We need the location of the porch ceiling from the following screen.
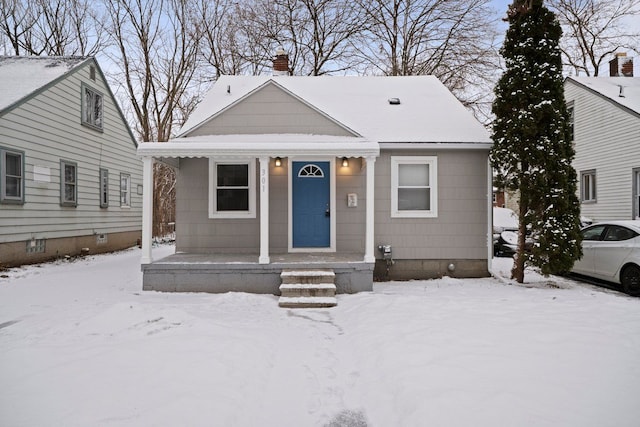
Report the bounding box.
[137,133,380,158]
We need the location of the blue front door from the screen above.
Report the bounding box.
[292,161,330,248]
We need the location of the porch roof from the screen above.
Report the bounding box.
[137,133,380,158]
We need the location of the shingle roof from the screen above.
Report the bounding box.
[0,56,88,113]
[566,76,640,116]
[179,75,491,144]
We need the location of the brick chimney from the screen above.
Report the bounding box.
[273,47,290,76]
[609,52,634,77]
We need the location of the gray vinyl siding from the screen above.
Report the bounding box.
[175,151,489,260]
[187,83,355,137]
[176,157,367,254]
[374,149,489,260]
[0,60,142,244]
[565,80,640,221]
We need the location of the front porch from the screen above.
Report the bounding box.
[142,252,374,294]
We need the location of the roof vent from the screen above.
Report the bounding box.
[619,85,625,98]
[388,98,400,105]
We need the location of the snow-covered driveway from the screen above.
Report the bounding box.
[1,246,639,426]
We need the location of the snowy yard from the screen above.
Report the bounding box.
[1,245,639,427]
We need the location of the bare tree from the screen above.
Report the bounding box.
[232,0,366,76]
[353,0,500,119]
[548,0,640,76]
[196,0,248,78]
[0,0,104,56]
[104,0,202,237]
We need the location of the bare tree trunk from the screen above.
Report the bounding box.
[104,0,201,238]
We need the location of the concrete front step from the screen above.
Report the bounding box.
[280,283,337,298]
[278,296,337,308]
[280,269,336,284]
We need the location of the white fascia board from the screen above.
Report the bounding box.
[137,139,380,159]
[379,142,493,150]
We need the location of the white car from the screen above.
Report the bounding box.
[572,221,640,296]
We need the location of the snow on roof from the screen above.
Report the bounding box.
[179,75,491,144]
[138,133,379,158]
[567,76,640,115]
[0,56,88,113]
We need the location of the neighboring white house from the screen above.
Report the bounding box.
[0,56,142,267]
[137,62,493,296]
[564,71,640,222]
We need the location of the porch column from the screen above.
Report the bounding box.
[259,156,270,264]
[141,156,154,264]
[364,156,376,263]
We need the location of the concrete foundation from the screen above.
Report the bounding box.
[0,231,142,268]
[374,259,490,281]
[142,253,374,294]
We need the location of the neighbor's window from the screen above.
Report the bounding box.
[120,173,131,207]
[82,83,103,130]
[208,158,256,218]
[567,102,574,141]
[581,170,596,202]
[0,147,24,204]
[99,168,109,208]
[60,160,77,206]
[391,156,438,218]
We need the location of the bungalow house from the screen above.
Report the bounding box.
[138,60,492,302]
[0,56,142,267]
[564,54,640,222]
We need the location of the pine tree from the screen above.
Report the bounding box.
[490,0,582,283]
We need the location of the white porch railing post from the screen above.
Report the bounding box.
[259,156,270,264]
[141,156,154,264]
[364,156,376,263]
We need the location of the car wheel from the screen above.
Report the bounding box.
[621,264,640,296]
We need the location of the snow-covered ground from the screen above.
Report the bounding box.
[1,245,639,427]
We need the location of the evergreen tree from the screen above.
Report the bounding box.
[490,0,582,283]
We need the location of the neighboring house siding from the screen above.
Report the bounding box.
[187,83,354,137]
[374,149,489,260]
[565,81,640,221]
[0,61,142,245]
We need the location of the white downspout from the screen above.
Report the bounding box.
[364,156,376,263]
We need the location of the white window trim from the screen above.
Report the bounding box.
[60,160,78,207]
[120,173,131,208]
[100,168,109,208]
[0,147,25,204]
[581,169,596,203]
[391,156,438,218]
[208,158,256,219]
[81,83,103,131]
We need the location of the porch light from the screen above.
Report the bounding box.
[341,157,349,167]
[275,157,282,167]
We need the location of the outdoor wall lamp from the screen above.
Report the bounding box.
[275,157,282,167]
[341,157,349,167]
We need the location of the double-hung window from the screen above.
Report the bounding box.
[99,168,109,208]
[120,173,131,207]
[209,159,256,218]
[567,102,574,142]
[60,160,77,206]
[391,156,438,218]
[82,83,103,130]
[0,147,25,204]
[581,170,596,202]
